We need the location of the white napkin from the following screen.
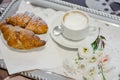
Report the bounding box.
[0,37,64,74]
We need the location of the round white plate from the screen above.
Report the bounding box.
[50,14,98,49]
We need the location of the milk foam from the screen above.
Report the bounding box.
[64,12,88,30]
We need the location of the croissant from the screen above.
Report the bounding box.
[25,16,48,34]
[6,12,34,28]
[0,23,15,41]
[6,12,48,34]
[0,23,46,50]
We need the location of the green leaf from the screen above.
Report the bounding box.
[91,34,106,53]
[100,35,106,40]
[96,37,100,43]
[98,48,103,51]
[102,41,105,48]
[91,40,98,51]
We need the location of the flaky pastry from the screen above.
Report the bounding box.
[6,11,48,34]
[0,23,46,50]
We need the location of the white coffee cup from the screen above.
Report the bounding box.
[61,10,90,41]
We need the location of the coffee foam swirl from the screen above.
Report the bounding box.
[63,12,88,30]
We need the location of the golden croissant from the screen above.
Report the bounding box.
[0,23,46,50]
[6,12,48,34]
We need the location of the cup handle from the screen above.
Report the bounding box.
[89,26,97,35]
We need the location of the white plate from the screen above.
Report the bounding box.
[50,14,98,49]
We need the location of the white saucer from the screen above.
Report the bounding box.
[50,13,98,49]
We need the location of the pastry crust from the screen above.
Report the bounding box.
[0,23,46,50]
[6,12,34,28]
[0,12,48,50]
[26,16,48,34]
[6,12,48,34]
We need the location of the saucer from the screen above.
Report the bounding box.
[50,13,98,49]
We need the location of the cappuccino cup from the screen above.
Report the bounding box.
[61,10,90,41]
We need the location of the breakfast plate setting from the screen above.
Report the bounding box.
[0,0,120,80]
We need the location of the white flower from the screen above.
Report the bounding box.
[78,43,93,59]
[83,64,99,80]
